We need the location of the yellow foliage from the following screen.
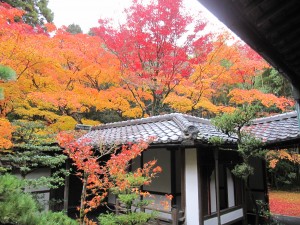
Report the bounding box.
[228,89,294,110]
[164,94,193,113]
[48,116,77,132]
[122,107,144,118]
[81,118,101,126]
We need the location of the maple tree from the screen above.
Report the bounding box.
[0,3,122,129]
[266,149,300,189]
[99,139,163,225]
[166,33,294,117]
[57,132,161,225]
[165,33,239,116]
[92,0,212,116]
[57,131,109,224]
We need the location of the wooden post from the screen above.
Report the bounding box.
[116,199,120,215]
[63,160,70,214]
[214,149,221,225]
[172,207,179,225]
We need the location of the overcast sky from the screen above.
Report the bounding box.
[48,0,226,33]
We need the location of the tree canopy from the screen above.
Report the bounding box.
[0,0,295,142]
[1,0,54,26]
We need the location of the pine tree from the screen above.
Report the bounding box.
[4,120,67,189]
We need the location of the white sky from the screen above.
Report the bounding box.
[48,0,227,33]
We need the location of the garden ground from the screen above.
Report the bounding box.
[269,191,300,217]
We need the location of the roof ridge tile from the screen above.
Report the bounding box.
[91,113,184,130]
[172,114,199,137]
[250,111,297,125]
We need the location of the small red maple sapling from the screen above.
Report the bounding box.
[57,131,114,225]
[57,132,160,225]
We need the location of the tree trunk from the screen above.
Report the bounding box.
[79,172,88,225]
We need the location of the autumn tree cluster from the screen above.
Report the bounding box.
[0,0,295,187]
[0,0,298,223]
[0,1,294,137]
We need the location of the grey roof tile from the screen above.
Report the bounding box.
[243,111,300,144]
[80,111,300,147]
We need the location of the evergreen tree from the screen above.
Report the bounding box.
[255,68,292,98]
[1,0,54,26]
[66,23,83,34]
[0,174,77,225]
[4,120,67,189]
[0,64,16,100]
[211,105,265,225]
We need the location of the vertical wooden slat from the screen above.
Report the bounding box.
[172,207,178,225]
[214,149,221,225]
[63,159,70,213]
[180,147,185,210]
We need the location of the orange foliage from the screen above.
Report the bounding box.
[166,33,268,115]
[0,2,294,126]
[0,3,126,129]
[57,132,160,223]
[0,118,13,149]
[266,149,300,168]
[228,89,294,110]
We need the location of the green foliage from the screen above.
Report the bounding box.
[67,23,83,34]
[211,104,265,224]
[38,211,78,225]
[208,136,225,146]
[0,87,3,100]
[212,104,260,139]
[4,120,68,188]
[268,157,299,189]
[118,193,138,208]
[98,212,154,225]
[0,65,16,81]
[0,174,39,225]
[211,104,264,181]
[219,59,233,70]
[0,174,77,225]
[0,65,16,100]
[238,134,264,159]
[2,0,54,26]
[232,163,254,180]
[254,68,292,98]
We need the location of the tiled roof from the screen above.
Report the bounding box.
[244,111,300,144]
[80,111,300,147]
[80,113,234,146]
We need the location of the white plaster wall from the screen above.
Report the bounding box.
[185,148,199,225]
[210,171,217,213]
[221,208,243,224]
[227,169,235,207]
[204,208,243,225]
[13,168,51,210]
[143,148,171,193]
[143,194,172,219]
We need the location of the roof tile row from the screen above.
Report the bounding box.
[80,111,300,147]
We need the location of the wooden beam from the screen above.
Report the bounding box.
[214,149,221,225]
[63,160,70,213]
